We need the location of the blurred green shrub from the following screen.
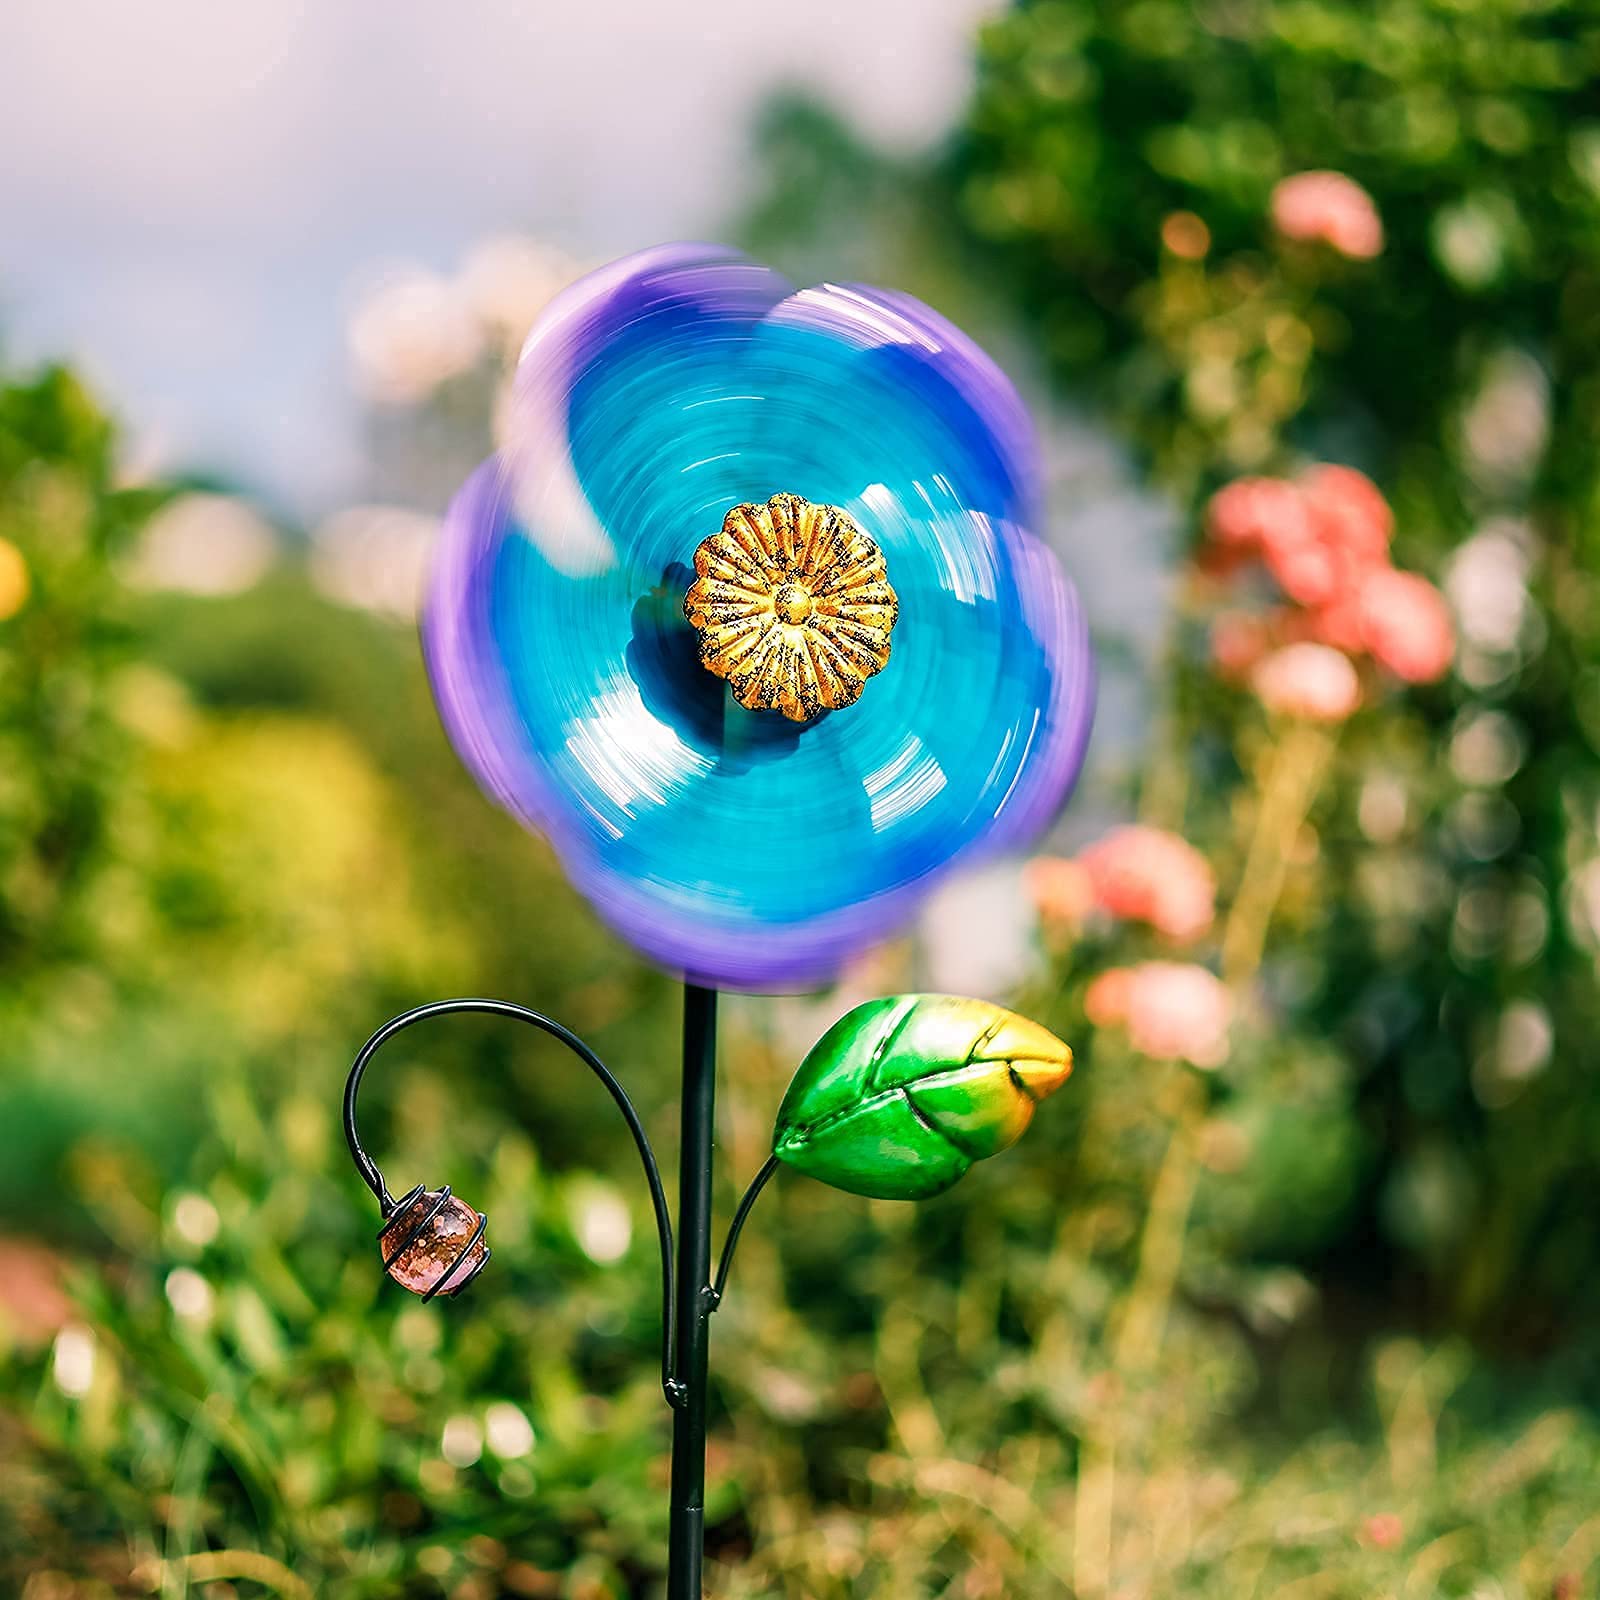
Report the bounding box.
[952,0,1600,1338]
[0,366,160,985]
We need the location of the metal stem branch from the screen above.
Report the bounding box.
[666,983,718,1600]
[342,997,679,1402]
[711,1155,779,1307]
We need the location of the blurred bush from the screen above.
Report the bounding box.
[0,367,160,988]
[951,0,1600,1344]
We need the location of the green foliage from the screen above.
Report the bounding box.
[959,0,1600,480]
[15,1071,676,1597]
[0,366,164,982]
[955,0,1600,1339]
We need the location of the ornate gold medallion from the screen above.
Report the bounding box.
[682,493,899,722]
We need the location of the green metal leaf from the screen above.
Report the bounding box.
[772,994,1073,1201]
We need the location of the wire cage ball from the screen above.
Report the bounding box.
[377,1183,490,1300]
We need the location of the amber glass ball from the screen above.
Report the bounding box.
[379,1189,488,1299]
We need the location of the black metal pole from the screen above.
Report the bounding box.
[667,983,717,1599]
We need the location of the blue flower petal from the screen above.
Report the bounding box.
[425,248,1094,991]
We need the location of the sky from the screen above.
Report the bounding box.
[1,1,1000,515]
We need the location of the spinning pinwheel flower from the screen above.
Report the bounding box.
[346,244,1096,1599]
[425,243,1093,991]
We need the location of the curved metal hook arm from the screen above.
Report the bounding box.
[342,997,679,1403]
[710,1154,780,1308]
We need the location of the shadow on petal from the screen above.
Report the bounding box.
[626,562,830,767]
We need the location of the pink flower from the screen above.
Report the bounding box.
[1086,962,1232,1068]
[1260,522,1340,606]
[1252,642,1361,722]
[1300,464,1392,565]
[1361,1513,1404,1551]
[1084,967,1135,1027]
[1206,467,1392,610]
[1025,856,1095,929]
[1304,594,1366,653]
[1200,468,1451,698]
[1203,477,1311,573]
[1077,825,1217,943]
[1260,465,1392,608]
[1358,568,1455,683]
[1271,171,1384,260]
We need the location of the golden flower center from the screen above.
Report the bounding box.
[682,492,899,722]
[774,582,813,625]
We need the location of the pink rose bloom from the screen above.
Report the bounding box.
[1300,464,1392,565]
[1358,568,1455,683]
[1305,594,1366,653]
[1259,465,1392,608]
[1025,856,1095,929]
[1077,825,1217,943]
[1203,466,1392,610]
[1203,476,1310,573]
[1260,521,1340,606]
[1252,642,1361,722]
[1087,962,1232,1068]
[1271,171,1384,259]
[1084,967,1135,1028]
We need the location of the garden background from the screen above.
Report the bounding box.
[4,2,1600,1596]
